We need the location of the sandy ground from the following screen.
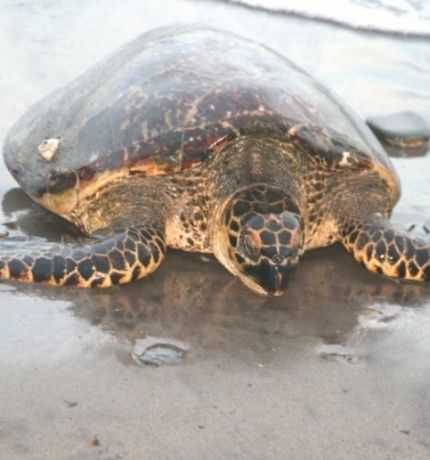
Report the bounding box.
[0,1,430,459]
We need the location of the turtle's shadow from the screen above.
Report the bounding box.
[2,187,430,359]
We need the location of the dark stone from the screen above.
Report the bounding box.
[367,111,430,156]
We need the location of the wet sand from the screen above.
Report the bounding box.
[0,1,430,459]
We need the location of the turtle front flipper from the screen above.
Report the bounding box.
[341,219,430,282]
[0,225,166,287]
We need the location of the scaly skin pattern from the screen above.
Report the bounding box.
[0,136,427,291]
[224,185,302,267]
[341,220,430,282]
[219,184,303,295]
[1,26,427,292]
[0,226,165,287]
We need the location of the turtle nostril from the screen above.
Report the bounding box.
[272,254,283,264]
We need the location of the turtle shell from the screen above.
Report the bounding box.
[4,25,400,218]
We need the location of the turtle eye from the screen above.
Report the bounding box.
[239,233,260,262]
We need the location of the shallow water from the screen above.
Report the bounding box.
[0,1,430,459]
[227,0,430,36]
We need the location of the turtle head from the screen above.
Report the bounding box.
[214,185,303,296]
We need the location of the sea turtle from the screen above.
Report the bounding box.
[2,25,429,296]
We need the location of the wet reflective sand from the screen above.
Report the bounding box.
[0,1,429,459]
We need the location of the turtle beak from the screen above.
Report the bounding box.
[245,261,294,296]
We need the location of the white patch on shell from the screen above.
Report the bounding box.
[339,151,351,167]
[288,124,305,136]
[89,151,99,162]
[38,138,61,161]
